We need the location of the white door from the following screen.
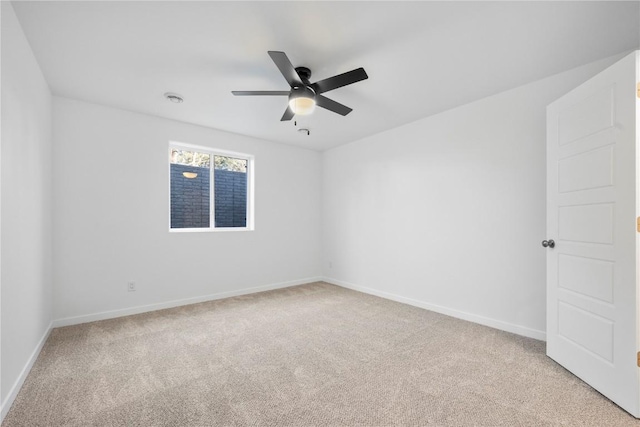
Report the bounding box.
[546,50,639,417]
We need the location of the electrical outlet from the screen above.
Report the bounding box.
[127,281,136,292]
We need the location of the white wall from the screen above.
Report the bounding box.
[52,97,321,323]
[1,1,53,417]
[321,54,625,340]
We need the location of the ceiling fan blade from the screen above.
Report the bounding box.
[280,106,295,121]
[311,68,368,94]
[315,95,353,116]
[232,91,290,96]
[268,51,303,88]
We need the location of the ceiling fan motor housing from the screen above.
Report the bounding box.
[295,66,312,82]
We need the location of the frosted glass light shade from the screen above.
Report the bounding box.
[288,97,316,115]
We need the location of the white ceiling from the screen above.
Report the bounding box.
[11,1,640,151]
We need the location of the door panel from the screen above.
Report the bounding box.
[557,301,614,362]
[558,203,613,244]
[558,86,614,145]
[558,254,614,303]
[546,51,638,417]
[558,145,613,193]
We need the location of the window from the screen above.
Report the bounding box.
[169,143,253,231]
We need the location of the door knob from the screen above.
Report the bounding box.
[542,239,555,248]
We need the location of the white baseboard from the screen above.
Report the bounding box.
[53,277,323,328]
[1,322,53,423]
[323,277,546,341]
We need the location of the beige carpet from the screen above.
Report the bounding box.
[3,282,638,426]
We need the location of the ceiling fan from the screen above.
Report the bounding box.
[232,51,368,121]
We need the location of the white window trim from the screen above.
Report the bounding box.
[169,141,255,232]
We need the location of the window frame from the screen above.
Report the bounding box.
[168,141,255,233]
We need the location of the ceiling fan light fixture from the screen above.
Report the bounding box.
[288,86,316,115]
[289,96,315,115]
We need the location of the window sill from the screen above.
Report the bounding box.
[169,227,254,233]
